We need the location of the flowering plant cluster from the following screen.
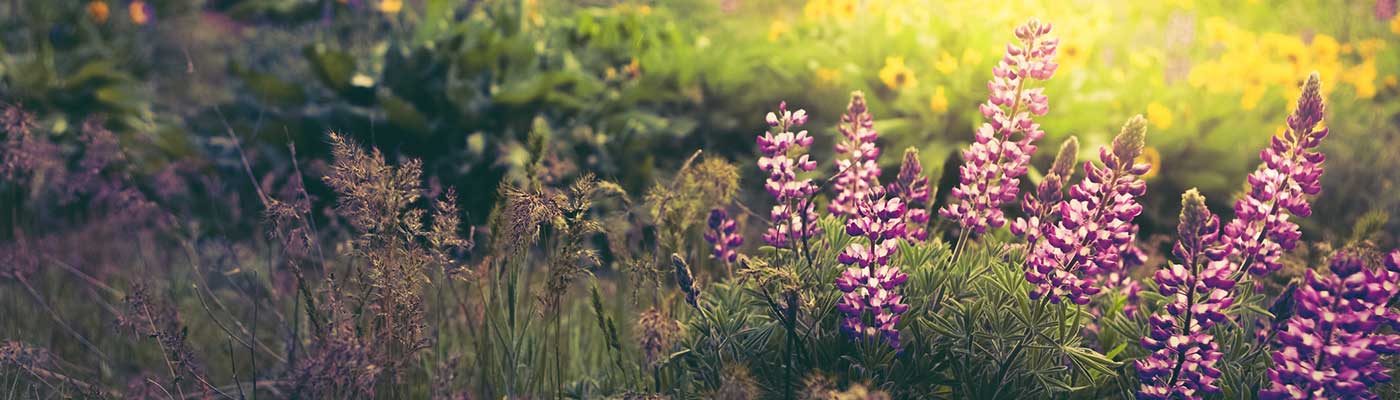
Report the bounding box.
[835,190,911,349]
[757,102,821,248]
[1222,74,1330,277]
[1019,116,1150,305]
[939,18,1058,234]
[1261,250,1400,399]
[1136,189,1234,399]
[830,92,881,218]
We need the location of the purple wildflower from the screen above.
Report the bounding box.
[757,101,821,248]
[835,189,910,349]
[1137,189,1234,399]
[1222,73,1329,277]
[1024,116,1150,305]
[888,148,932,242]
[939,18,1059,234]
[704,208,743,265]
[831,91,882,217]
[1261,250,1400,399]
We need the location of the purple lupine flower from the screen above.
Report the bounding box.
[757,102,821,248]
[1261,250,1400,400]
[831,92,882,217]
[835,189,910,349]
[1011,136,1079,245]
[704,208,743,265]
[888,147,931,242]
[939,18,1059,234]
[1024,116,1150,305]
[1222,73,1329,277]
[1137,189,1234,399]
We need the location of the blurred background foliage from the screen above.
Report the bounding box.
[2,0,1397,241]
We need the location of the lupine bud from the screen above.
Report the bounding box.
[1261,250,1400,399]
[835,189,910,349]
[1137,189,1233,399]
[1023,116,1150,305]
[939,19,1059,234]
[1223,73,1330,277]
[672,254,699,308]
[831,92,882,217]
[757,101,822,248]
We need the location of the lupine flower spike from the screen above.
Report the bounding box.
[1261,250,1400,399]
[1023,115,1150,304]
[940,18,1059,234]
[704,208,743,266]
[1137,189,1233,399]
[835,188,910,349]
[831,92,882,217]
[1224,72,1329,277]
[888,148,932,242]
[757,102,821,248]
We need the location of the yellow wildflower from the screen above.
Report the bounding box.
[128,0,150,25]
[379,0,403,13]
[87,1,109,24]
[1343,61,1377,99]
[1136,147,1161,179]
[934,51,957,75]
[878,57,918,90]
[1355,39,1386,60]
[1146,102,1173,130]
[929,86,949,113]
[624,58,641,79]
[815,67,841,86]
[803,0,830,21]
[1391,14,1400,35]
[1058,41,1090,73]
[1241,77,1267,110]
[961,47,983,67]
[1385,75,1398,89]
[768,20,790,42]
[831,0,859,20]
[1310,34,1340,64]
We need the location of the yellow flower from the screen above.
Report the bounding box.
[929,86,949,113]
[1385,75,1398,89]
[767,20,790,42]
[1165,0,1194,9]
[1058,41,1090,72]
[1136,147,1161,179]
[128,0,150,25]
[1241,80,1267,110]
[1391,14,1400,35]
[1310,34,1340,64]
[87,1,109,24]
[1343,61,1378,99]
[803,0,830,21]
[815,67,841,86]
[379,0,403,13]
[831,0,859,20]
[961,47,983,67]
[1146,102,1173,130]
[624,58,641,79]
[879,57,918,90]
[934,51,958,75]
[1355,39,1386,60]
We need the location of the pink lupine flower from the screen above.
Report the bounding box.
[888,148,932,242]
[1222,73,1329,277]
[757,102,821,248]
[1261,250,1400,399]
[1137,189,1234,399]
[940,18,1059,234]
[1024,116,1150,305]
[835,189,910,349]
[831,92,882,217]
